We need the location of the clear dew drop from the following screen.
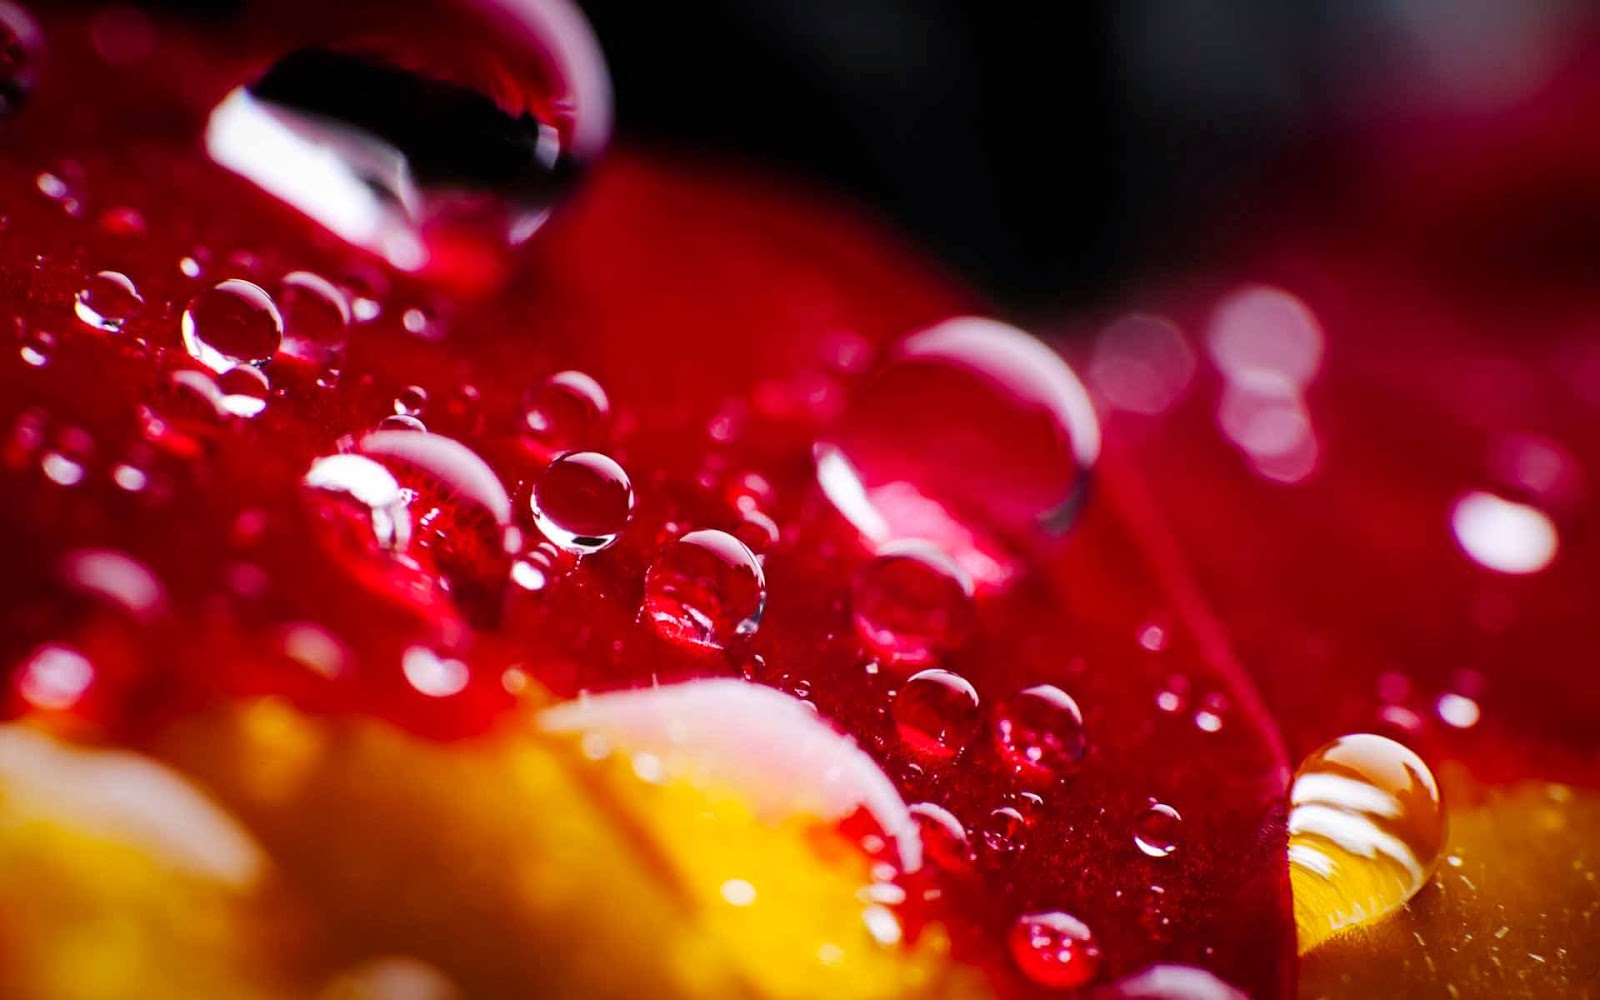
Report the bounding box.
[181,279,283,373]
[852,540,974,665]
[217,366,270,419]
[520,370,610,458]
[815,316,1100,587]
[395,385,429,417]
[994,683,1087,782]
[278,270,351,364]
[74,271,144,333]
[0,1,42,119]
[530,450,634,554]
[642,529,765,648]
[908,802,972,870]
[979,805,1028,860]
[302,453,412,552]
[379,414,427,432]
[1288,733,1446,954]
[1009,911,1101,990]
[1134,802,1183,858]
[891,668,980,760]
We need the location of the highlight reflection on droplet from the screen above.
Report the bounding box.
[1288,733,1446,954]
[1451,490,1559,575]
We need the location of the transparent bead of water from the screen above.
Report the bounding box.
[278,270,351,364]
[302,453,412,552]
[530,450,633,554]
[521,370,610,458]
[74,271,144,333]
[1009,910,1101,990]
[1134,802,1183,858]
[642,529,765,648]
[852,540,974,665]
[1288,733,1446,954]
[181,279,283,372]
[994,683,1087,782]
[891,668,980,760]
[217,366,270,419]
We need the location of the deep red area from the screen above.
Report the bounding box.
[0,3,1294,996]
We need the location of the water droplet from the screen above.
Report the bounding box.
[979,805,1028,859]
[204,2,610,280]
[1208,285,1323,385]
[1451,490,1558,575]
[13,643,94,712]
[401,645,470,698]
[816,316,1099,587]
[302,453,412,552]
[217,366,270,419]
[521,370,610,457]
[278,271,350,364]
[379,414,427,432]
[891,668,980,760]
[41,427,92,487]
[732,511,779,555]
[1010,911,1101,990]
[74,271,144,333]
[642,529,765,647]
[1436,692,1481,729]
[1089,313,1196,415]
[908,802,972,869]
[99,206,147,238]
[181,279,283,373]
[1134,803,1183,858]
[0,2,42,119]
[1109,964,1248,999]
[18,327,53,367]
[1193,692,1228,733]
[530,450,634,554]
[852,541,974,665]
[994,684,1087,782]
[1288,733,1446,953]
[395,385,429,417]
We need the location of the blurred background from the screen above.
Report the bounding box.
[573,0,1600,310]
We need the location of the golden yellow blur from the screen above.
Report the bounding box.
[152,698,981,999]
[1288,734,1446,954]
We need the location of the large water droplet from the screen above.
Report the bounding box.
[816,316,1099,586]
[891,668,980,760]
[1288,733,1446,953]
[642,529,765,647]
[530,451,633,554]
[278,271,351,365]
[302,453,412,552]
[851,540,973,665]
[181,279,283,373]
[994,683,1087,783]
[908,802,972,870]
[1134,802,1183,859]
[1010,911,1101,990]
[74,271,144,333]
[520,370,610,458]
[0,2,42,119]
[204,0,611,282]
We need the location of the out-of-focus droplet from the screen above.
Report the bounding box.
[1451,490,1558,575]
[1089,313,1196,415]
[642,529,765,647]
[217,366,270,419]
[204,0,610,282]
[321,956,463,1000]
[392,386,427,418]
[979,805,1028,860]
[530,450,633,554]
[13,643,95,712]
[1134,803,1183,858]
[379,414,427,432]
[278,270,351,364]
[182,279,283,373]
[994,683,1087,782]
[1435,691,1481,729]
[908,802,971,870]
[302,453,411,552]
[74,271,144,333]
[1208,285,1323,386]
[1288,733,1446,954]
[851,541,974,665]
[1108,964,1248,999]
[520,370,609,458]
[18,327,53,367]
[891,668,980,760]
[0,2,42,119]
[401,645,470,698]
[732,510,779,555]
[1009,910,1100,990]
[816,316,1100,587]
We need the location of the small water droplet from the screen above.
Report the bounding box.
[1134,803,1183,858]
[13,643,94,712]
[41,427,92,487]
[0,2,42,119]
[521,370,609,457]
[642,529,765,647]
[401,645,470,698]
[379,414,427,432]
[979,805,1028,860]
[178,256,203,279]
[74,271,144,333]
[908,802,972,869]
[302,453,412,552]
[1288,733,1446,953]
[278,271,351,364]
[891,668,980,760]
[530,450,634,554]
[1436,692,1481,729]
[217,366,270,419]
[1194,692,1227,733]
[18,327,53,367]
[181,279,283,372]
[1009,911,1101,990]
[394,385,429,416]
[852,541,974,665]
[1451,490,1558,575]
[994,684,1087,782]
[732,511,779,555]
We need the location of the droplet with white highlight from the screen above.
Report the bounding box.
[1451,490,1558,575]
